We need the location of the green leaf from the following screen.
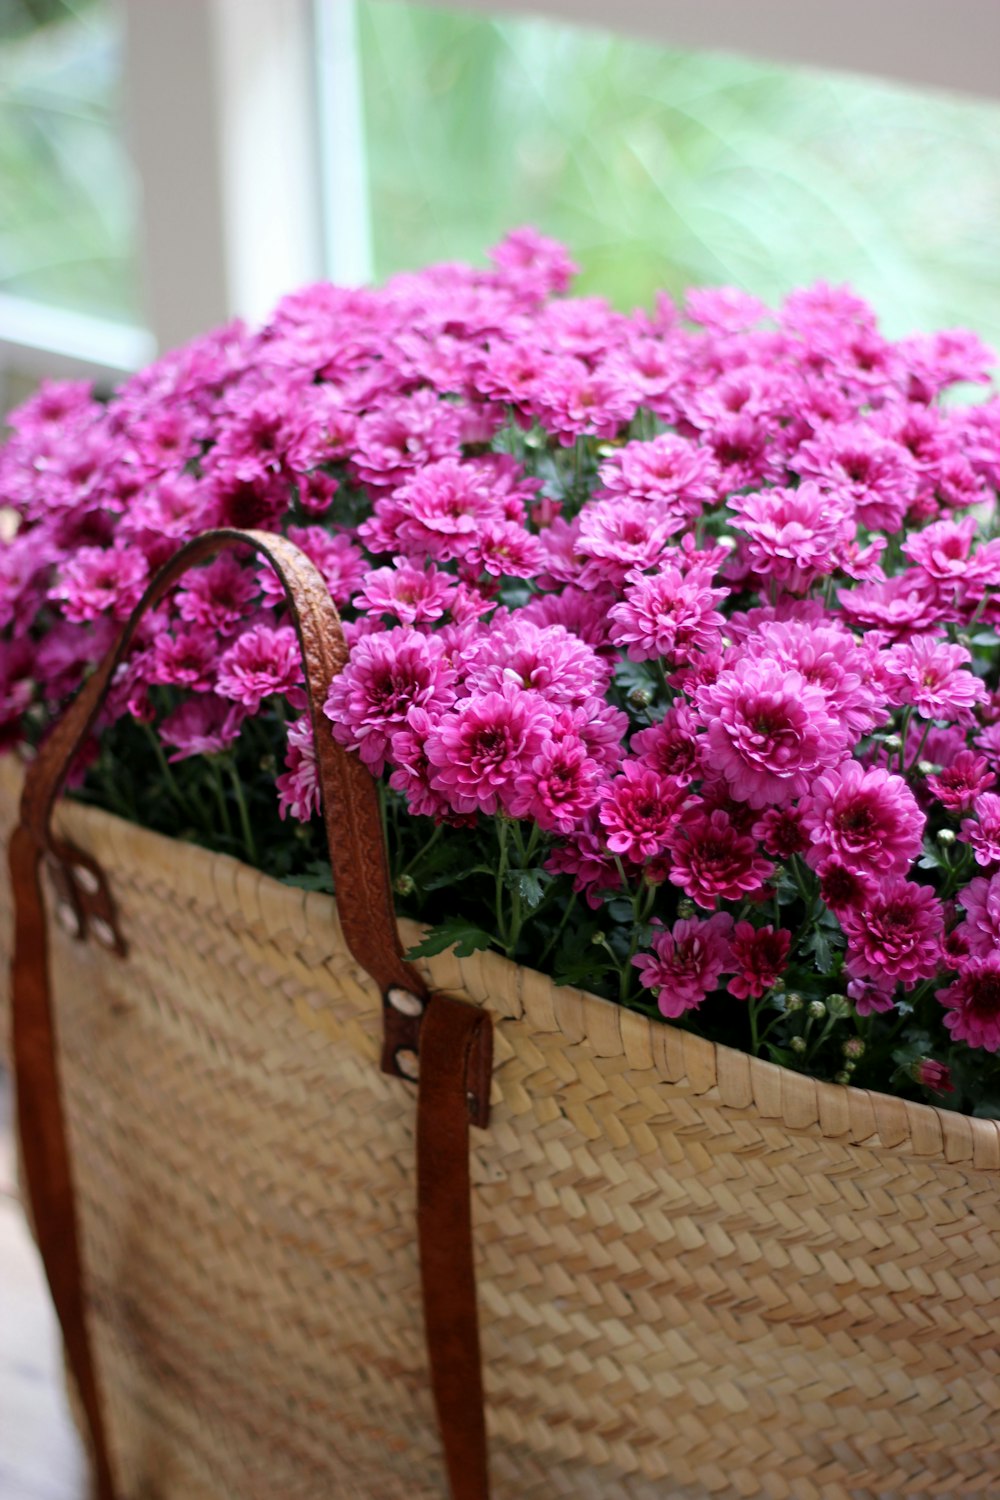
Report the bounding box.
[805,929,833,973]
[422,863,494,892]
[504,867,549,910]
[971,630,1000,648]
[406,918,495,960]
[606,899,635,924]
[282,863,334,895]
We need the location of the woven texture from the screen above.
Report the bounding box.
[2,754,1000,1500]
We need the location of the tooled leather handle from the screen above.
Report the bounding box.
[10,528,493,1499]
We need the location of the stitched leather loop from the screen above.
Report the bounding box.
[10,528,495,1500]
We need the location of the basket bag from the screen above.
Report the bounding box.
[6,528,1000,1500]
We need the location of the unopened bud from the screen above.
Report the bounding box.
[677,898,696,920]
[394,873,416,897]
[790,1035,808,1054]
[883,735,903,754]
[259,753,276,773]
[785,992,804,1012]
[843,1037,865,1060]
[827,993,850,1019]
[937,828,957,847]
[957,633,972,649]
[628,686,653,710]
[770,977,786,994]
[917,760,936,777]
[834,1070,852,1086]
[808,999,827,1020]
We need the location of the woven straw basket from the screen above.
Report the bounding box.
[5,534,1000,1500]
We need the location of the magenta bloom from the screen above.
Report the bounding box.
[50,544,149,623]
[729,481,854,592]
[463,620,610,707]
[816,857,876,913]
[938,954,1000,1052]
[957,873,1000,958]
[597,434,719,528]
[752,805,809,859]
[841,877,944,989]
[159,694,245,762]
[927,750,995,813]
[575,498,679,587]
[150,627,218,693]
[696,658,850,808]
[355,557,457,626]
[275,717,320,823]
[544,823,621,909]
[883,635,987,722]
[801,761,924,878]
[633,914,734,1018]
[425,683,553,816]
[325,627,456,776]
[666,806,775,909]
[217,623,303,714]
[960,792,1000,867]
[608,566,727,665]
[728,923,792,999]
[177,552,258,636]
[847,975,897,1017]
[792,422,916,531]
[911,1057,954,1093]
[598,760,687,863]
[509,735,604,833]
[631,704,703,786]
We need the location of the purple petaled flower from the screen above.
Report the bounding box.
[912,1057,954,1093]
[325,627,456,776]
[800,760,924,878]
[598,759,688,862]
[463,619,610,707]
[847,975,897,1017]
[957,873,1000,959]
[927,750,995,813]
[959,792,1000,868]
[816,857,876,913]
[217,623,304,714]
[728,922,792,999]
[841,877,944,989]
[666,805,775,909]
[159,694,245,762]
[938,954,1000,1052]
[883,634,988,722]
[729,481,855,593]
[696,658,850,809]
[633,913,734,1018]
[425,683,553,817]
[596,434,719,528]
[150,626,218,693]
[608,566,727,665]
[50,544,149,623]
[355,557,457,625]
[276,716,320,823]
[544,822,622,909]
[737,620,888,738]
[177,552,259,636]
[508,735,604,833]
[752,805,810,859]
[575,498,680,587]
[792,422,917,531]
[631,704,704,786]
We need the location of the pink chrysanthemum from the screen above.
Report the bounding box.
[927,750,995,813]
[159,694,245,762]
[177,553,259,636]
[355,557,457,625]
[508,735,604,833]
[217,623,303,714]
[728,922,792,999]
[883,635,988,722]
[598,759,688,863]
[425,683,553,817]
[596,434,719,528]
[959,792,1000,868]
[276,716,320,823]
[544,823,621,909]
[840,877,943,989]
[792,422,917,531]
[666,806,775,909]
[608,566,727,665]
[816,857,877,913]
[150,627,218,693]
[50,544,149,623]
[631,705,704,786]
[462,620,610,707]
[729,481,855,593]
[325,626,456,776]
[633,913,734,1018]
[847,975,897,1017]
[956,873,1000,959]
[751,805,810,860]
[938,954,1000,1052]
[574,497,680,586]
[696,658,850,808]
[800,761,924,877]
[737,620,887,738]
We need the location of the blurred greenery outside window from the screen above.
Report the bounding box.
[2,0,1000,354]
[0,0,138,324]
[355,0,1000,349]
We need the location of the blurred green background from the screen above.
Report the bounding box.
[2,0,1000,347]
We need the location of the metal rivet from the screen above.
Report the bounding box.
[91,917,117,950]
[395,1048,420,1081]
[56,902,79,935]
[387,987,424,1018]
[75,866,101,897]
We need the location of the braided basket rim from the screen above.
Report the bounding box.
[8,749,997,1175]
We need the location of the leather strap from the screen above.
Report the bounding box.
[10,528,493,1499]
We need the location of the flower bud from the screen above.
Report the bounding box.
[910,1058,954,1093]
[957,633,972,649]
[808,999,827,1020]
[677,898,696,920]
[937,828,957,847]
[394,873,416,897]
[843,1037,865,1059]
[826,993,850,1019]
[259,753,276,773]
[770,977,786,994]
[834,1070,852,1086]
[883,734,903,754]
[917,760,936,777]
[790,1035,808,1054]
[628,686,653,710]
[785,992,803,1012]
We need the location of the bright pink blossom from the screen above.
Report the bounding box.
[608,567,726,664]
[840,878,943,989]
[800,761,924,877]
[325,627,456,776]
[598,760,687,862]
[666,806,774,908]
[424,684,553,816]
[728,923,792,999]
[633,914,734,1018]
[883,635,987,721]
[938,955,1000,1052]
[960,792,1000,867]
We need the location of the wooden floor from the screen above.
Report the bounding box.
[0,1068,87,1499]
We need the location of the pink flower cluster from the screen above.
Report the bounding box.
[3,227,1000,1085]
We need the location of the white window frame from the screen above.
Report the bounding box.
[3,0,1000,398]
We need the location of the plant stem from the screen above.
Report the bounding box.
[537,890,578,966]
[495,818,511,949]
[209,759,234,841]
[228,761,258,865]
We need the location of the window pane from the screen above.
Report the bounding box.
[0,0,138,323]
[356,0,1000,344]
